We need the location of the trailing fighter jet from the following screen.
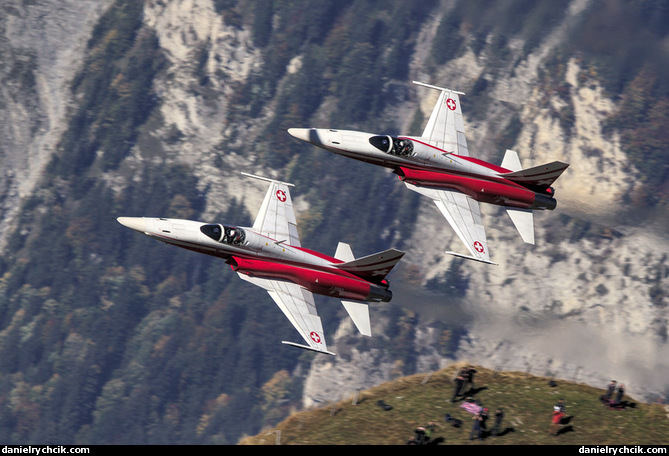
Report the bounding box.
[287,81,569,264]
[117,173,403,355]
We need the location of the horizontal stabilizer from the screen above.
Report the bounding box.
[506,208,535,244]
[281,341,336,356]
[337,248,405,282]
[445,251,498,265]
[342,301,372,337]
[500,161,569,188]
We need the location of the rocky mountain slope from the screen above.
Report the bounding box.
[0,0,667,444]
[0,0,114,249]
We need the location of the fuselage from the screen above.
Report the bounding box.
[287,128,557,210]
[117,217,392,302]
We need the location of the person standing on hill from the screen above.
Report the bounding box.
[615,384,625,405]
[469,411,485,441]
[605,380,617,401]
[451,367,466,402]
[491,408,504,436]
[465,365,477,394]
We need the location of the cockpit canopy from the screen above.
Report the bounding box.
[200,224,246,246]
[369,135,414,157]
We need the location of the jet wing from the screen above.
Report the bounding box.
[237,273,335,355]
[404,182,496,264]
[242,172,301,247]
[414,81,469,156]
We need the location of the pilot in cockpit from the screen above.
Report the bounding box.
[393,138,413,156]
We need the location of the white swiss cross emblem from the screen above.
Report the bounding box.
[446,98,457,111]
[276,190,286,202]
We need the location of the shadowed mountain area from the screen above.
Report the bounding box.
[0,0,667,445]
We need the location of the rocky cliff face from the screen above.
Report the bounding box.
[1,0,666,413]
[0,0,113,249]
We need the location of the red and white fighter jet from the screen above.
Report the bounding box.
[288,81,569,264]
[118,173,404,355]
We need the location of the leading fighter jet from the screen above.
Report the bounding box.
[117,173,403,355]
[288,81,569,264]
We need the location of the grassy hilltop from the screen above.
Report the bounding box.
[240,366,669,445]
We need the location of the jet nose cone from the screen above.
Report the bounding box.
[288,128,330,146]
[287,128,322,145]
[117,217,146,233]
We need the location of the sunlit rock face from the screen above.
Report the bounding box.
[0,0,114,249]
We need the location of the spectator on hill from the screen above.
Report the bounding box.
[605,380,617,401]
[615,384,625,404]
[469,408,488,441]
[555,399,566,413]
[549,406,565,436]
[452,367,466,402]
[469,411,484,441]
[410,426,427,445]
[424,422,436,442]
[491,408,504,436]
[464,365,477,394]
[408,422,438,445]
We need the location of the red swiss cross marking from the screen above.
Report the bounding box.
[276,190,286,202]
[473,241,485,253]
[310,332,321,344]
[446,98,457,111]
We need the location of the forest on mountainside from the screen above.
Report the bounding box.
[0,0,667,444]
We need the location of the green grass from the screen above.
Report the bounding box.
[240,366,669,445]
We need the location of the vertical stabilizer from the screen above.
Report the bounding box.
[335,242,355,262]
[413,81,469,156]
[506,208,535,244]
[501,149,522,171]
[242,172,301,247]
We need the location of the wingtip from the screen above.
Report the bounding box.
[444,251,498,265]
[412,80,466,95]
[281,341,336,356]
[241,172,295,187]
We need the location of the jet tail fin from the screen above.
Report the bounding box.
[501,161,569,189]
[505,208,535,244]
[333,242,384,337]
[413,81,469,155]
[501,149,523,172]
[334,242,355,262]
[336,248,405,282]
[241,172,301,247]
[341,301,372,337]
